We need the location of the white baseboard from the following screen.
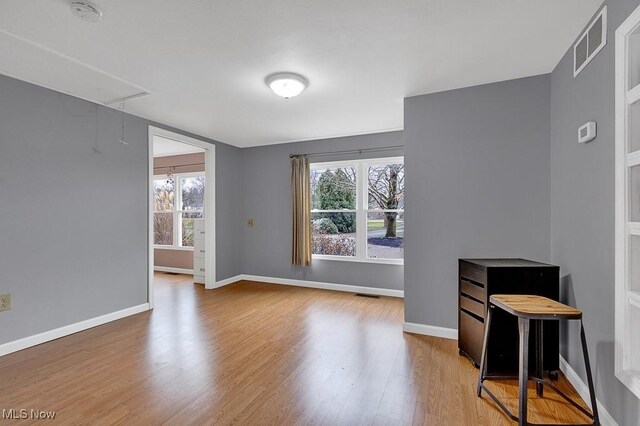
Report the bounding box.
[559,355,618,426]
[402,321,458,340]
[0,303,150,357]
[154,266,194,274]
[240,274,404,298]
[214,274,244,288]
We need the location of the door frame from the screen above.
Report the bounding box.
[148,126,216,308]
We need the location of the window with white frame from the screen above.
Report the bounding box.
[615,5,640,400]
[153,173,205,248]
[310,157,404,263]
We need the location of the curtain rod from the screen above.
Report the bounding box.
[289,145,403,158]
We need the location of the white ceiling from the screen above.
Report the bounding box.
[153,135,204,158]
[0,0,602,147]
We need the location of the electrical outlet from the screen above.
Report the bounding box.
[0,294,10,312]
[247,218,255,227]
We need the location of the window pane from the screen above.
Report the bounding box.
[629,303,640,371]
[630,165,640,222]
[311,167,356,210]
[154,179,175,211]
[367,211,404,260]
[629,32,640,90]
[630,101,640,153]
[181,176,205,211]
[311,212,356,257]
[368,163,404,209]
[630,235,640,294]
[154,213,173,245]
[181,212,203,247]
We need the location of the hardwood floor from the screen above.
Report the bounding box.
[0,273,593,425]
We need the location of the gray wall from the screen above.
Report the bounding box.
[551,1,640,424]
[214,139,243,282]
[403,75,552,328]
[241,132,404,290]
[0,74,242,345]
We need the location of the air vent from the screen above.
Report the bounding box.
[574,6,607,77]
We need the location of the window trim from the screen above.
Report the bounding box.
[153,171,205,250]
[310,156,404,265]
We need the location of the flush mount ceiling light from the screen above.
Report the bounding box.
[265,72,308,99]
[69,1,103,23]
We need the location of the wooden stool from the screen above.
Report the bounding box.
[476,295,599,426]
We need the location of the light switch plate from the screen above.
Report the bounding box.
[0,294,11,312]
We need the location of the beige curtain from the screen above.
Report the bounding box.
[291,155,312,267]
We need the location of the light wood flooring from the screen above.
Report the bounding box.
[0,273,593,425]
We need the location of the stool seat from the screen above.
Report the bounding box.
[490,295,582,319]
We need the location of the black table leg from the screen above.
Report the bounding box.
[580,320,599,425]
[476,306,493,397]
[518,317,530,426]
[536,319,544,397]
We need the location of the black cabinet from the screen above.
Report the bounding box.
[458,258,559,375]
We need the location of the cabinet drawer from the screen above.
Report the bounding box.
[460,262,487,284]
[460,279,485,301]
[460,294,484,318]
[194,274,205,284]
[459,310,485,364]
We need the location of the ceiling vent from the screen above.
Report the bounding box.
[574,6,607,77]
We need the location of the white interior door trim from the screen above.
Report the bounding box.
[148,126,217,308]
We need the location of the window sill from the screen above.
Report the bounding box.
[154,246,194,251]
[312,255,403,266]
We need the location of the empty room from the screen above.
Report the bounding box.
[1,0,640,425]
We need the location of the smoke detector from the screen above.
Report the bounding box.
[69,1,103,23]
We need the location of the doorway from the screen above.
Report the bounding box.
[148,126,216,308]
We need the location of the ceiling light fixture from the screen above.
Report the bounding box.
[69,1,103,23]
[265,72,308,99]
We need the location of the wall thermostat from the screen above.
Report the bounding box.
[578,122,597,143]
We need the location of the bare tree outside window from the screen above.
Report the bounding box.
[368,163,404,237]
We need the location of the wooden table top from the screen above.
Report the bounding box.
[490,294,582,319]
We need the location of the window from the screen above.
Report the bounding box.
[615,6,640,399]
[310,157,404,264]
[153,173,205,248]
